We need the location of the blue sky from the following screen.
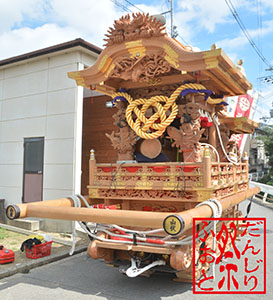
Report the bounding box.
[0,0,273,123]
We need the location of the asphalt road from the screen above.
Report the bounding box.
[0,200,272,300]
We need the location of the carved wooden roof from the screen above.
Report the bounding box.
[68,13,252,97]
[219,116,258,134]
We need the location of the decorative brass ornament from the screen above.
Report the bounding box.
[163,214,184,235]
[6,205,20,220]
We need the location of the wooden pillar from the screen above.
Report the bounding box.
[208,108,217,149]
[89,149,97,186]
[203,146,211,188]
[233,164,236,183]
[208,124,217,149]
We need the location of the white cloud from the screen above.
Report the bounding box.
[260,84,273,99]
[0,0,46,34]
[175,0,250,33]
[0,0,124,59]
[50,0,120,41]
[0,0,272,69]
[216,35,247,51]
[258,0,273,12]
[49,0,166,44]
[128,3,163,15]
[0,0,172,60]
[172,0,254,45]
[177,0,230,33]
[0,24,79,60]
[216,20,273,51]
[251,83,273,124]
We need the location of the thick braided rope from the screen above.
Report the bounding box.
[131,97,177,139]
[112,83,214,139]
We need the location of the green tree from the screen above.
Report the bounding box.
[257,126,273,185]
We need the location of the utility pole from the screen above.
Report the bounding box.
[161,0,178,38]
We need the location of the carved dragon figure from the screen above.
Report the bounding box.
[167,102,205,162]
[104,13,166,46]
[106,101,137,161]
[110,52,171,82]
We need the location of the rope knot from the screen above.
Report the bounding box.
[111,83,221,139]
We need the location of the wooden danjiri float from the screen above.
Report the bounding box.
[6,13,260,282]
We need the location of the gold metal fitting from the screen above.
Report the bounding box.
[163,214,184,236]
[138,252,145,258]
[203,146,211,158]
[90,149,95,160]
[162,254,169,261]
[243,151,248,161]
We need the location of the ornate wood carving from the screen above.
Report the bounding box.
[129,82,181,99]
[110,52,171,82]
[105,101,137,161]
[216,124,241,162]
[104,13,166,46]
[98,188,195,200]
[167,102,205,162]
[227,140,241,161]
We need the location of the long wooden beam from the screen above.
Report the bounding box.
[6,187,259,233]
[6,197,89,220]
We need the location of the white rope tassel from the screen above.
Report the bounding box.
[68,195,81,255]
[65,195,222,251]
[213,115,240,165]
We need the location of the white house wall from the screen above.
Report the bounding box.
[0,49,97,206]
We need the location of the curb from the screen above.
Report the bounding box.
[0,245,87,280]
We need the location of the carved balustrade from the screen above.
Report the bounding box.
[88,159,249,204]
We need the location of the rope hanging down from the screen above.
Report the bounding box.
[112,83,225,139]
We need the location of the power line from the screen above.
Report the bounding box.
[110,0,133,13]
[255,0,263,91]
[224,0,273,69]
[256,0,263,71]
[177,33,189,45]
[123,0,144,13]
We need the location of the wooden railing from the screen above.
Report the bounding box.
[88,149,250,203]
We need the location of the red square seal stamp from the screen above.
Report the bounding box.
[193,217,266,294]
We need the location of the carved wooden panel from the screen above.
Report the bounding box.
[110,52,171,83]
